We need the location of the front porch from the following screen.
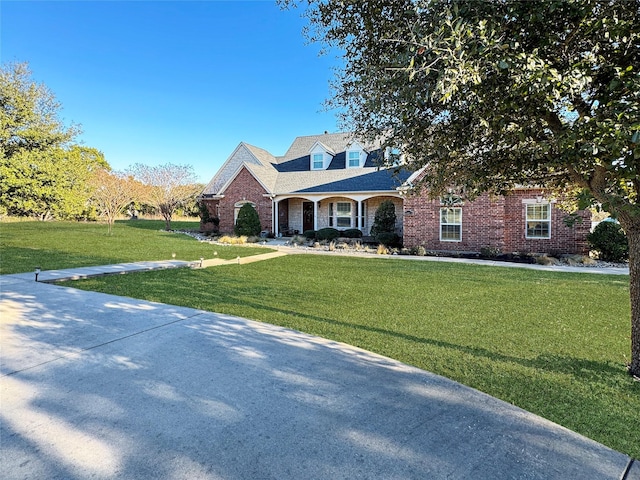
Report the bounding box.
[272,195,403,237]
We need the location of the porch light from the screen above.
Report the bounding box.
[34,267,41,282]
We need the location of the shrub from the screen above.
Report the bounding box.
[376,232,401,247]
[303,229,317,240]
[290,235,306,245]
[341,228,363,238]
[588,221,628,262]
[218,235,247,245]
[370,200,397,237]
[316,227,340,241]
[234,203,261,236]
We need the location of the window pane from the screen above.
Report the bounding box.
[348,151,359,167]
[337,217,351,227]
[526,204,551,238]
[313,154,323,169]
[441,225,461,240]
[337,202,351,215]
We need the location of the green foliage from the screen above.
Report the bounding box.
[1,146,107,220]
[370,200,397,235]
[588,221,629,263]
[375,232,401,248]
[234,203,261,236]
[0,62,107,220]
[341,228,363,238]
[303,229,317,239]
[285,0,640,376]
[316,227,340,241]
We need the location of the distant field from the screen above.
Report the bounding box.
[0,219,272,274]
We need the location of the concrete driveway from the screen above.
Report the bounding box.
[1,273,637,479]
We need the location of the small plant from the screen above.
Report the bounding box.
[234,203,261,237]
[341,228,363,238]
[587,221,628,262]
[410,245,427,256]
[218,235,248,245]
[316,227,340,241]
[480,246,502,258]
[303,229,317,240]
[290,235,306,245]
[376,244,389,255]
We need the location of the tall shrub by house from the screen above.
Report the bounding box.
[371,200,396,237]
[234,203,261,236]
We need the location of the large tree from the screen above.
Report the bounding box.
[0,62,105,219]
[285,0,640,377]
[129,163,201,230]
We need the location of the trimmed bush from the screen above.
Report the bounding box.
[341,228,363,238]
[370,200,397,237]
[303,229,317,240]
[234,203,261,237]
[316,227,340,241]
[587,221,628,262]
[376,232,401,247]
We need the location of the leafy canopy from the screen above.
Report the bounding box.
[288,0,639,222]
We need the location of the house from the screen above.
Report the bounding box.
[199,132,591,255]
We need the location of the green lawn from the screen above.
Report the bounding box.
[71,255,639,458]
[1,220,637,458]
[0,219,272,274]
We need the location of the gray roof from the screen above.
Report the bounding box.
[202,133,405,197]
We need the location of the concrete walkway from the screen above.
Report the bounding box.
[1,256,637,479]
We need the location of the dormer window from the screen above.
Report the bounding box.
[312,153,324,169]
[347,150,361,168]
[309,141,334,170]
[346,141,365,169]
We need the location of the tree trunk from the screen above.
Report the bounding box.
[627,225,640,378]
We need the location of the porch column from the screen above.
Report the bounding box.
[273,199,279,235]
[357,200,362,229]
[314,200,319,231]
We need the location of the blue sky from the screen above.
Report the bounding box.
[1,0,342,182]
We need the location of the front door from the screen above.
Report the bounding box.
[303,202,314,232]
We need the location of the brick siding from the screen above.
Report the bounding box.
[403,189,591,255]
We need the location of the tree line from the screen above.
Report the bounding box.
[0,62,202,232]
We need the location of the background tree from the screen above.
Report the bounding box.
[90,168,144,234]
[129,163,201,230]
[234,203,261,237]
[0,62,105,219]
[0,145,107,220]
[286,0,640,377]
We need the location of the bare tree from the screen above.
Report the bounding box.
[129,163,201,230]
[90,168,143,234]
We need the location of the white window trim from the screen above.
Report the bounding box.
[525,202,552,239]
[312,153,325,170]
[329,201,353,228]
[440,207,462,242]
[347,149,362,168]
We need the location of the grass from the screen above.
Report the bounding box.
[2,220,638,457]
[70,255,639,458]
[0,219,272,274]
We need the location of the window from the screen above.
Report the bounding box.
[329,202,352,228]
[440,208,462,241]
[312,153,324,170]
[347,151,360,168]
[234,201,256,224]
[526,203,551,239]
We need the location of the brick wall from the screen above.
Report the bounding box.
[403,189,591,255]
[214,167,272,234]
